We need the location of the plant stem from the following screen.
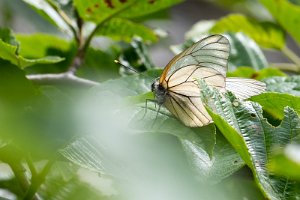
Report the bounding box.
[269,63,300,72]
[27,73,99,87]
[45,0,78,40]
[281,46,300,72]
[81,0,138,54]
[23,158,56,200]
[26,154,37,178]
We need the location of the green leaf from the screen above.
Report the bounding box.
[210,14,286,49]
[21,0,72,34]
[227,33,268,71]
[181,133,244,184]
[0,39,64,69]
[269,144,300,180]
[16,33,76,74]
[16,33,72,58]
[227,67,286,80]
[74,0,183,23]
[60,137,106,173]
[251,92,300,119]
[199,79,300,200]
[260,0,300,45]
[60,71,244,184]
[0,61,36,105]
[0,28,19,46]
[263,75,300,96]
[76,47,120,82]
[97,18,157,43]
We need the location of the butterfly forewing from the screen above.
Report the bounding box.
[161,35,230,127]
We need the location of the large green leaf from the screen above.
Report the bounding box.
[74,0,183,24]
[0,38,65,69]
[21,0,72,34]
[97,18,157,43]
[263,75,300,96]
[199,79,300,200]
[16,33,72,58]
[251,92,300,119]
[260,0,300,45]
[60,71,244,185]
[210,14,285,49]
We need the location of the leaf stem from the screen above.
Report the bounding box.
[81,0,138,54]
[45,0,78,40]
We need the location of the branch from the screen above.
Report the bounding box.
[281,46,300,72]
[27,73,99,87]
[269,63,300,73]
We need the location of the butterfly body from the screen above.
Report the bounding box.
[151,34,266,127]
[151,79,168,105]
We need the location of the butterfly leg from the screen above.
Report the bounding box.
[141,99,157,120]
[151,104,161,127]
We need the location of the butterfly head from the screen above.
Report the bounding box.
[151,78,167,105]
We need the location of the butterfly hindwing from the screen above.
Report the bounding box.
[225,78,266,100]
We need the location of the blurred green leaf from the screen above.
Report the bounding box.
[251,92,300,120]
[227,67,286,80]
[38,162,112,200]
[16,33,72,58]
[97,18,157,43]
[119,37,155,73]
[21,0,72,34]
[210,14,285,49]
[260,0,300,45]
[0,39,65,69]
[199,79,300,200]
[181,133,244,184]
[59,138,106,174]
[263,75,300,96]
[269,144,300,180]
[0,27,19,46]
[227,33,268,71]
[74,0,183,23]
[0,61,36,104]
[76,47,120,81]
[59,71,246,184]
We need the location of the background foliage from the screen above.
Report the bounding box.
[0,0,300,199]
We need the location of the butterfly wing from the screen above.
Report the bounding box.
[161,35,230,127]
[225,77,266,100]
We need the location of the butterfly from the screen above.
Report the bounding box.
[151,34,266,127]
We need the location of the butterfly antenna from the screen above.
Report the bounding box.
[114,60,139,74]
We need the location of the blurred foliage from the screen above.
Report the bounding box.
[1,0,300,200]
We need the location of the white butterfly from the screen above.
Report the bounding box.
[151,34,266,127]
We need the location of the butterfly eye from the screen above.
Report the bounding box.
[151,82,155,92]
